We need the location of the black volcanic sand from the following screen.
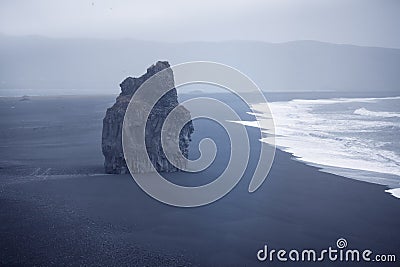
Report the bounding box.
[0,95,399,266]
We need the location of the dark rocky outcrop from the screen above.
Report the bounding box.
[102,61,194,174]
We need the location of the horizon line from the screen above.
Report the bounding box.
[1,33,399,50]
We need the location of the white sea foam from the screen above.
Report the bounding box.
[234,96,400,192]
[354,108,400,118]
[385,188,400,199]
[229,120,261,128]
[290,96,400,105]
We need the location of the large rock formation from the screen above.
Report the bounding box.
[102,61,194,174]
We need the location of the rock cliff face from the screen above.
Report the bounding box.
[102,61,194,174]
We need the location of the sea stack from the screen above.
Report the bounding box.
[102,61,194,174]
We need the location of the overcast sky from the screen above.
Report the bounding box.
[1,0,399,48]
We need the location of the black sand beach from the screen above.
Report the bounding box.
[1,95,399,266]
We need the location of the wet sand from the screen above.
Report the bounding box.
[0,95,399,266]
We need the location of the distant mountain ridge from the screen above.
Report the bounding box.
[0,35,399,95]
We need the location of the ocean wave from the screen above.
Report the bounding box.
[354,107,400,118]
[290,96,400,105]
[237,96,400,189]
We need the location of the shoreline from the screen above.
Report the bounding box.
[275,148,400,200]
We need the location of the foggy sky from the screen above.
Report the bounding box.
[1,0,399,48]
